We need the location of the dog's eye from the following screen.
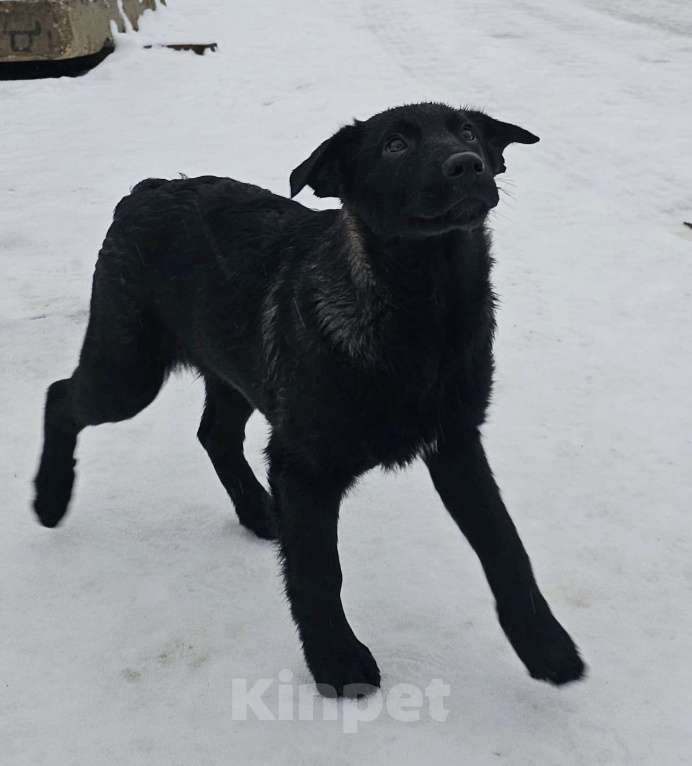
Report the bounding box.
[383,136,408,154]
[461,126,477,142]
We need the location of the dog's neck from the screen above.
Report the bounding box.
[339,208,376,290]
[338,207,492,287]
[309,208,494,366]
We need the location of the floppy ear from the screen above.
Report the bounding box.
[290,124,359,199]
[467,111,539,175]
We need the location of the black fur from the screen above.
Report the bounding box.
[33,102,585,696]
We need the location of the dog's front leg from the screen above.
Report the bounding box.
[270,461,381,697]
[425,430,585,685]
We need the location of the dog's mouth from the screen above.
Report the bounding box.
[410,198,490,232]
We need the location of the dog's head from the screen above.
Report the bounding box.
[290,102,538,239]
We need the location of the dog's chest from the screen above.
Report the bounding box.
[273,245,495,471]
[301,309,492,471]
[355,342,482,466]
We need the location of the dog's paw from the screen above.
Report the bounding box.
[499,600,586,686]
[523,623,585,686]
[307,639,381,698]
[33,457,76,528]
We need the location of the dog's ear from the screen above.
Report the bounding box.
[290,123,360,199]
[467,111,539,175]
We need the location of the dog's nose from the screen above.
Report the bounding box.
[442,152,485,178]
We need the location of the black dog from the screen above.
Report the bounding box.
[34,102,585,696]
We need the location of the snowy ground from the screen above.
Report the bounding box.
[2,0,691,763]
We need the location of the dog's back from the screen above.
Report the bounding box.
[112,175,305,284]
[102,176,330,404]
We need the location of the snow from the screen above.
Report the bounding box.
[2,0,691,762]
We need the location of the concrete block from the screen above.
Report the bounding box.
[0,0,160,62]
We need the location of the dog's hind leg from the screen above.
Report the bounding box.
[33,378,82,528]
[197,378,277,540]
[33,260,169,527]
